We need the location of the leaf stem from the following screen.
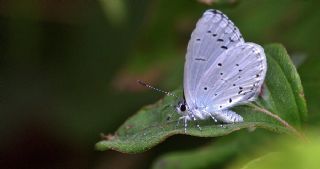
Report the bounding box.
[248,103,307,142]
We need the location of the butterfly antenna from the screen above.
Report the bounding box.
[137,80,178,98]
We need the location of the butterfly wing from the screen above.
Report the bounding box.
[195,43,267,111]
[184,9,244,108]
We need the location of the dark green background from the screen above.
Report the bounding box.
[1,0,319,168]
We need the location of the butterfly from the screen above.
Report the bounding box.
[175,9,267,132]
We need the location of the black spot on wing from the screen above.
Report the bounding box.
[221,46,228,49]
[195,58,207,61]
[217,38,224,42]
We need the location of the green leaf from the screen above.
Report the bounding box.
[261,44,307,124]
[95,44,307,153]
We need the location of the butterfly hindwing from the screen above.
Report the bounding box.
[195,43,267,111]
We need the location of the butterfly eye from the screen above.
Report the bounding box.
[180,104,187,112]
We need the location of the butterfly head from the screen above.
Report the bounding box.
[176,100,188,115]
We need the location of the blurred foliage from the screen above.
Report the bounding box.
[99,0,127,25]
[238,133,320,169]
[1,0,320,169]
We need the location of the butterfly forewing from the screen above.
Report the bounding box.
[184,9,244,108]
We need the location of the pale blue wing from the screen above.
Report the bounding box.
[195,43,267,111]
[184,9,244,108]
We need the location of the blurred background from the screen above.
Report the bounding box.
[1,0,320,169]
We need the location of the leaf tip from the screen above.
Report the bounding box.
[95,133,118,151]
[95,140,110,151]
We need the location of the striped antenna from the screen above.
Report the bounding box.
[137,80,178,98]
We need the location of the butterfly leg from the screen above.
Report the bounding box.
[206,112,226,127]
[208,113,218,123]
[175,116,183,128]
[191,114,202,131]
[196,122,202,131]
[176,116,188,133]
[184,117,188,133]
[203,110,217,123]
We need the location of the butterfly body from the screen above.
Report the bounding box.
[177,99,243,123]
[176,9,267,130]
